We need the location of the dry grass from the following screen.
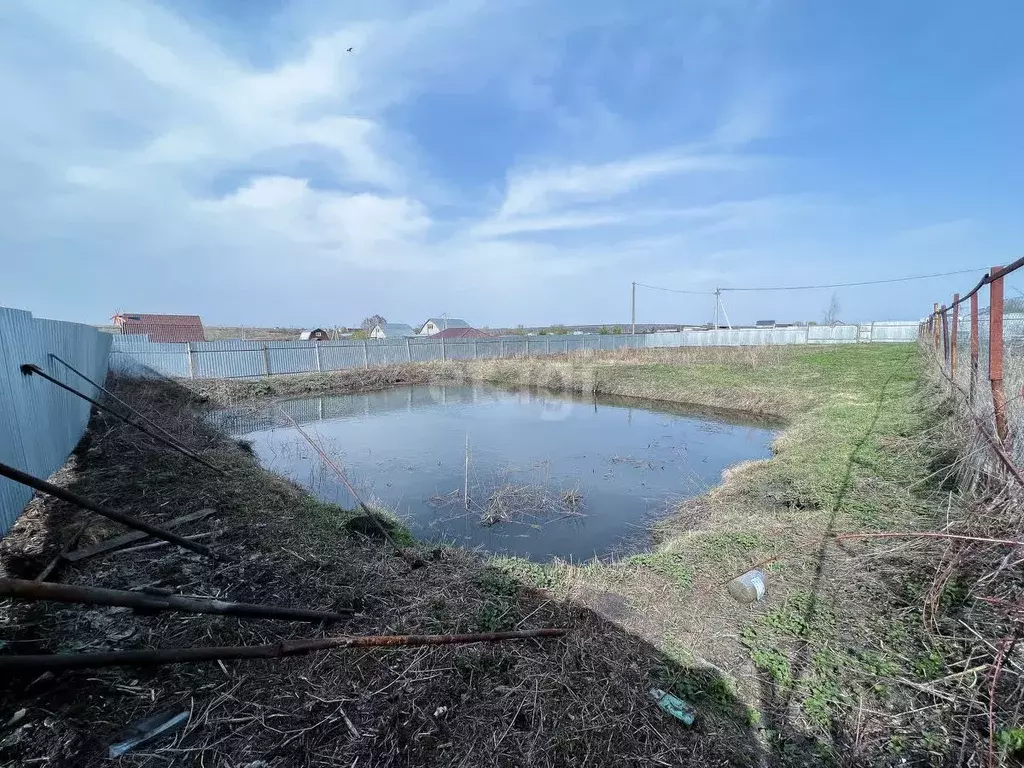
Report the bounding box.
[0,375,761,767]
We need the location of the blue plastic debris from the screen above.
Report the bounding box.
[649,688,696,726]
[108,710,189,758]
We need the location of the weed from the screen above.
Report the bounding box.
[626,552,695,590]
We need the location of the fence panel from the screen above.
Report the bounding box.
[107,320,922,383]
[0,307,112,534]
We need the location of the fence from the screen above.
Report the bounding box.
[109,322,919,380]
[930,257,1024,470]
[0,307,112,534]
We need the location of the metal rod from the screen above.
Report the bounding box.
[48,353,196,458]
[940,304,949,364]
[0,578,350,623]
[0,628,568,671]
[20,364,225,475]
[0,460,215,559]
[278,409,425,569]
[950,293,959,379]
[989,265,1009,442]
[65,508,215,562]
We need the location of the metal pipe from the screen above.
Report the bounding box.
[989,267,1009,442]
[0,628,568,671]
[20,364,225,475]
[0,578,350,623]
[47,353,193,457]
[0,461,215,559]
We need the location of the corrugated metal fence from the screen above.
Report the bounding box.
[0,307,112,534]
[110,322,920,380]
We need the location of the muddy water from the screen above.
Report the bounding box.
[212,385,777,561]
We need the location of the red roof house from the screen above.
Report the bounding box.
[112,313,206,343]
[433,327,492,339]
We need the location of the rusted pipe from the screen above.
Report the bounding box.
[20,364,225,475]
[0,461,215,559]
[989,266,1009,442]
[950,293,959,379]
[0,628,568,671]
[970,292,980,404]
[0,578,351,623]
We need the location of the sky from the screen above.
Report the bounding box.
[1,0,1022,329]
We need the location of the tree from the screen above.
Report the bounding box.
[1005,297,1024,313]
[361,314,386,333]
[822,293,841,327]
[548,324,568,335]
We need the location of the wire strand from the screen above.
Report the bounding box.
[634,282,714,295]
[721,267,988,292]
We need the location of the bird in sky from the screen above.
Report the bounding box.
[346,47,353,52]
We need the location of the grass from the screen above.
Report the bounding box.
[8,343,972,766]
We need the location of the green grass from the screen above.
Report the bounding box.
[466,344,957,761]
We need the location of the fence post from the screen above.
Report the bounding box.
[473,340,478,359]
[940,305,949,365]
[186,342,195,379]
[989,265,1009,442]
[970,291,979,404]
[363,341,369,369]
[932,303,940,351]
[500,339,505,358]
[406,337,412,363]
[314,342,322,373]
[441,336,446,362]
[262,343,271,377]
[546,338,551,356]
[949,294,959,379]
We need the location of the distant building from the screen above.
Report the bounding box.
[755,320,776,328]
[112,312,205,343]
[419,317,469,336]
[370,323,417,339]
[300,328,330,341]
[433,327,491,339]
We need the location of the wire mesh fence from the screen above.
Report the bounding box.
[931,258,1024,473]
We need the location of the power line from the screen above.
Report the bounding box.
[634,282,714,295]
[721,266,988,292]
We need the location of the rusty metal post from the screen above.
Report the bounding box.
[990,266,1009,442]
[970,292,980,404]
[950,294,959,379]
[940,305,949,365]
[932,303,941,350]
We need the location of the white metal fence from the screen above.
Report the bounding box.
[0,307,112,534]
[110,322,920,380]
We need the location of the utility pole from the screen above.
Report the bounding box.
[631,281,636,335]
[714,288,720,329]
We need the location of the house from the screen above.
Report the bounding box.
[755,320,776,329]
[433,327,491,339]
[112,312,205,342]
[419,317,469,336]
[300,328,330,341]
[370,323,417,339]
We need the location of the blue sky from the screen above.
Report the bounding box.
[1,0,1021,328]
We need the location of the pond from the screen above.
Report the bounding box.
[212,385,778,562]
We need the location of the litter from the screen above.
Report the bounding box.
[727,569,766,603]
[649,689,695,726]
[108,710,189,757]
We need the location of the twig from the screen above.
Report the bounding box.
[278,408,425,569]
[833,531,1023,547]
[34,522,88,582]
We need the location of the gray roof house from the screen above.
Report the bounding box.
[419,317,470,336]
[370,323,417,339]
